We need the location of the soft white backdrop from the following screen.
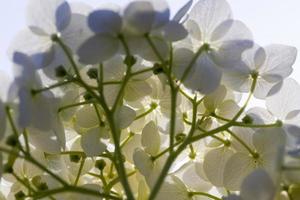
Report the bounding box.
[1,0,300,81]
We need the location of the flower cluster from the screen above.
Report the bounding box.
[0,0,300,199]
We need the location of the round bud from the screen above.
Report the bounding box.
[124,55,136,66]
[6,135,18,147]
[95,159,106,171]
[87,68,98,79]
[175,133,186,142]
[15,191,26,200]
[69,154,81,163]
[242,115,253,124]
[3,163,13,174]
[83,93,93,101]
[55,65,67,78]
[153,64,164,74]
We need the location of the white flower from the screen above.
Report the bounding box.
[223,44,297,99]
[173,0,253,94]
[156,176,190,200]
[225,169,276,200]
[223,128,285,190]
[78,0,187,63]
[80,127,107,157]
[8,0,92,70]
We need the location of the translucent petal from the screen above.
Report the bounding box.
[26,0,71,35]
[77,34,119,64]
[8,29,54,69]
[69,2,93,15]
[223,152,256,190]
[203,147,234,187]
[181,162,212,191]
[173,0,193,23]
[133,148,153,177]
[162,21,188,41]
[216,100,240,119]
[260,44,297,82]
[75,105,99,129]
[156,176,189,200]
[187,53,222,94]
[211,20,253,68]
[204,85,227,111]
[28,127,62,154]
[61,14,93,52]
[189,0,232,37]
[150,0,170,29]
[124,1,155,34]
[88,7,122,34]
[240,169,275,200]
[115,105,136,129]
[142,121,160,155]
[81,127,107,157]
[125,81,152,102]
[266,78,300,119]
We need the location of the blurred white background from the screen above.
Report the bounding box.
[1,0,300,81]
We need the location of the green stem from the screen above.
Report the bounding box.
[58,101,93,113]
[134,105,157,121]
[149,100,198,200]
[31,80,73,95]
[54,37,134,199]
[32,186,121,200]
[226,129,258,158]
[74,157,86,186]
[189,191,222,200]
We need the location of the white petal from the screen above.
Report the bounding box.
[254,78,277,99]
[150,0,170,29]
[8,29,54,69]
[162,21,188,41]
[260,44,297,82]
[188,53,222,94]
[266,78,300,119]
[75,105,99,129]
[61,14,93,52]
[81,127,107,157]
[211,22,253,69]
[216,100,240,119]
[173,0,193,23]
[222,64,252,93]
[69,2,93,15]
[115,105,136,129]
[204,85,227,111]
[142,121,161,155]
[203,146,234,187]
[28,127,62,154]
[223,152,256,191]
[240,169,276,200]
[88,7,122,34]
[189,0,232,37]
[27,0,71,35]
[124,1,155,35]
[125,81,152,101]
[156,176,189,200]
[77,35,119,64]
[181,162,212,191]
[133,148,153,177]
[253,128,286,155]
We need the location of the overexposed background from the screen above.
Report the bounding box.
[1,0,300,81]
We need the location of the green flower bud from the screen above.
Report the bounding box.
[69,154,81,163]
[95,159,106,171]
[55,65,67,78]
[87,68,98,79]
